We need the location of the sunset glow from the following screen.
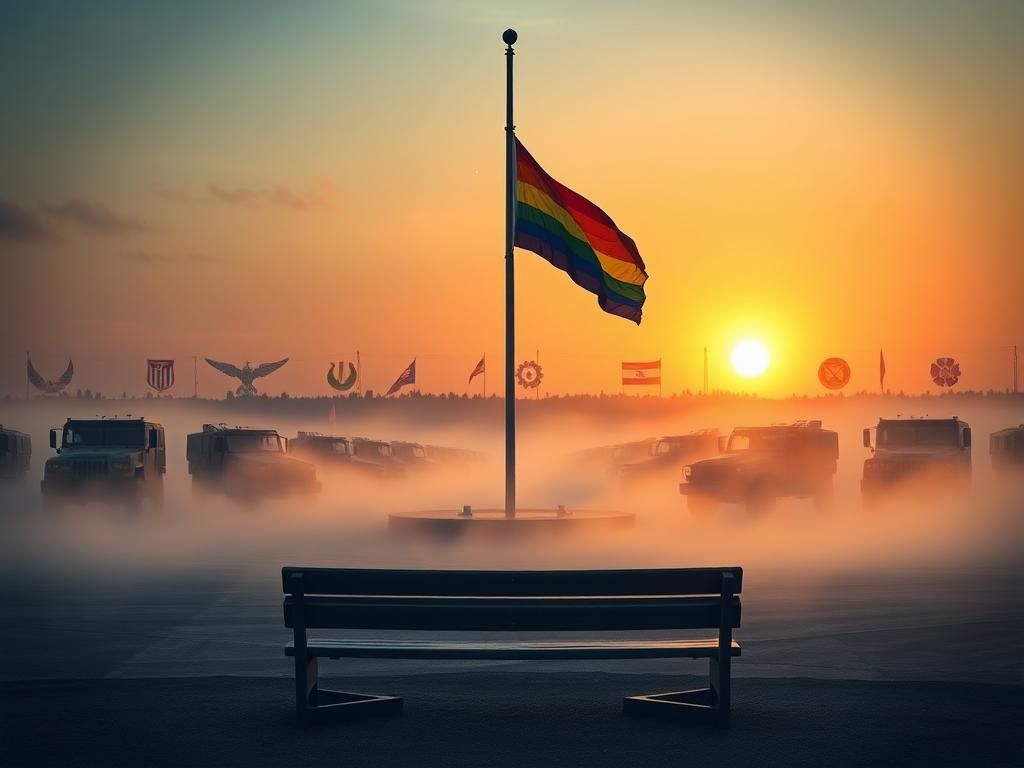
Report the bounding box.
[731,340,771,379]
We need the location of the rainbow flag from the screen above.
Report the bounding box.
[514,138,647,323]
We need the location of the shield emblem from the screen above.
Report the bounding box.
[147,359,175,392]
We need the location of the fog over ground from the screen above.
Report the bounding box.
[1,394,1020,582]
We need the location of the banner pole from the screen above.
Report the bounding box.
[503,29,518,519]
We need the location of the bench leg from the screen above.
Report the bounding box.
[622,655,730,728]
[295,656,403,726]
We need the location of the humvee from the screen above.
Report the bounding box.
[391,441,437,470]
[0,426,31,479]
[990,425,1024,474]
[288,432,389,479]
[619,431,719,486]
[41,418,165,507]
[861,417,972,501]
[186,424,320,498]
[680,421,839,514]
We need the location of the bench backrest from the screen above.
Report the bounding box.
[282,567,742,632]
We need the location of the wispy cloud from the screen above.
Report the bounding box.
[0,199,54,243]
[122,251,220,265]
[45,199,150,236]
[207,179,338,211]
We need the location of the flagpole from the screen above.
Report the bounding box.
[483,353,487,399]
[503,29,518,519]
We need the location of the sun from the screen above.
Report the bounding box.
[731,339,770,378]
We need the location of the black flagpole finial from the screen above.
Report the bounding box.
[503,28,517,46]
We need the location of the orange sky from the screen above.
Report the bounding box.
[2,2,1022,397]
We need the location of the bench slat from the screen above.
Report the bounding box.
[282,567,742,597]
[284,595,741,631]
[285,638,741,660]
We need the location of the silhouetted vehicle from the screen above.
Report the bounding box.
[570,438,657,470]
[186,424,320,498]
[41,418,165,508]
[391,441,438,470]
[990,425,1024,474]
[422,444,486,465]
[288,432,388,479]
[680,421,839,515]
[350,438,404,477]
[619,431,719,486]
[0,426,31,479]
[861,417,972,503]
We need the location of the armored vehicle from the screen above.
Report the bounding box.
[0,426,31,479]
[619,431,719,486]
[41,418,165,507]
[186,424,320,498]
[288,432,388,479]
[391,440,437,470]
[990,425,1024,474]
[570,438,657,470]
[861,417,971,501]
[680,421,838,514]
[349,438,404,477]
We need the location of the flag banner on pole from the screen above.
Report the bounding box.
[385,359,416,396]
[514,138,647,324]
[622,360,661,386]
[468,356,485,384]
[879,349,886,390]
[147,359,175,392]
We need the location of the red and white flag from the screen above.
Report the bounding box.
[468,355,485,384]
[622,360,661,386]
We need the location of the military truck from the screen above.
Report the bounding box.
[288,432,389,479]
[186,424,320,498]
[350,438,404,477]
[41,418,165,507]
[570,438,657,471]
[680,421,839,515]
[619,431,719,487]
[860,417,972,502]
[391,441,437,471]
[0,426,31,479]
[990,425,1024,475]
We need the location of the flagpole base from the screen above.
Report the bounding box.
[388,508,635,539]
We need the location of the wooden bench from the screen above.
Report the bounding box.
[282,566,742,727]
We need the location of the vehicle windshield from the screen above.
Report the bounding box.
[727,431,787,452]
[878,422,959,448]
[64,423,144,447]
[655,441,676,455]
[225,433,282,453]
[330,440,353,455]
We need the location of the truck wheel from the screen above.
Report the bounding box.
[745,480,776,515]
[688,494,719,519]
[813,480,835,511]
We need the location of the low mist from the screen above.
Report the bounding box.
[1,395,1021,590]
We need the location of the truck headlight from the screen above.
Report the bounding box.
[683,466,692,479]
[46,462,68,475]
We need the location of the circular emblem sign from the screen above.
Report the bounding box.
[930,357,961,387]
[515,360,543,389]
[817,357,851,390]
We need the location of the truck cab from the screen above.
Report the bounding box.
[0,426,32,479]
[619,431,719,486]
[289,432,388,479]
[186,424,320,498]
[861,417,972,501]
[41,418,165,506]
[680,421,839,515]
[990,425,1024,475]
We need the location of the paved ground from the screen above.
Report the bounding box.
[3,672,1021,768]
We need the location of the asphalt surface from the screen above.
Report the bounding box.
[3,673,1021,768]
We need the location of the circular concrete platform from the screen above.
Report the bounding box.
[388,508,636,539]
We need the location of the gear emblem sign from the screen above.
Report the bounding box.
[515,360,543,389]
[930,357,961,387]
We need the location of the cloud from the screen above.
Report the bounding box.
[207,179,338,211]
[0,199,54,243]
[123,251,220,265]
[45,199,150,236]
